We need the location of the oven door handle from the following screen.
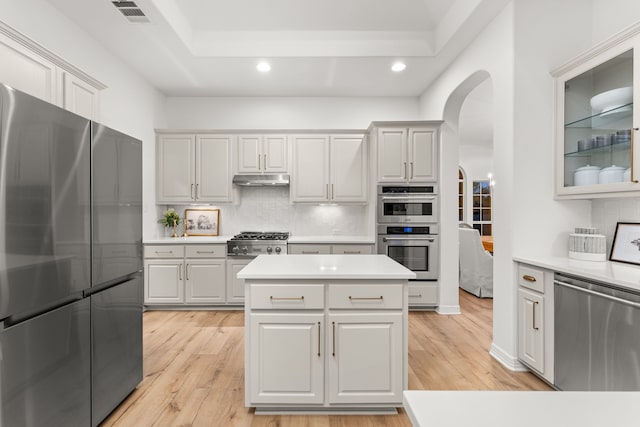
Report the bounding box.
[382,237,435,242]
[380,196,436,201]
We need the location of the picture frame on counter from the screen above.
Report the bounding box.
[184,208,220,236]
[609,222,640,265]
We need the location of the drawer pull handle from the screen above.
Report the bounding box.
[197,250,215,254]
[332,321,336,357]
[317,322,321,357]
[409,294,422,298]
[343,251,360,254]
[270,296,304,301]
[302,251,320,254]
[523,275,537,282]
[349,296,383,301]
[533,301,539,330]
[155,251,173,254]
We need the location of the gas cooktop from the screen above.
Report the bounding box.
[227,231,289,257]
[230,231,289,241]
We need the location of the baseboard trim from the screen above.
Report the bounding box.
[489,342,528,372]
[435,305,461,315]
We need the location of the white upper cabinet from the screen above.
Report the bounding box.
[291,134,367,203]
[377,126,438,183]
[156,133,233,204]
[237,134,288,173]
[0,24,104,120]
[553,28,640,198]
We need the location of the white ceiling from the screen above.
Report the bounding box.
[45,0,509,97]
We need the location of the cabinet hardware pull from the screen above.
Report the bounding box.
[317,322,321,357]
[179,264,183,280]
[349,296,384,301]
[332,321,336,357]
[264,154,267,170]
[258,154,261,170]
[155,251,173,254]
[632,128,639,183]
[532,301,539,330]
[196,250,215,254]
[191,183,194,199]
[302,251,319,254]
[409,294,423,298]
[186,264,190,280]
[269,296,304,301]
[404,162,407,179]
[332,184,334,199]
[410,162,414,179]
[343,251,360,254]
[196,183,199,198]
[326,183,329,197]
[523,275,537,282]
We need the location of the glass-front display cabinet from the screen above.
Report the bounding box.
[553,32,640,198]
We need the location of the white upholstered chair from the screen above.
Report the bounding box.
[459,227,493,298]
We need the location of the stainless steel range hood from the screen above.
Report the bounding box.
[232,174,290,186]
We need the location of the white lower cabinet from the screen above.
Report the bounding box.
[144,244,228,306]
[408,282,438,307]
[226,258,251,305]
[288,243,374,255]
[328,312,403,403]
[246,282,407,409]
[185,260,226,304]
[517,288,544,373]
[249,313,324,404]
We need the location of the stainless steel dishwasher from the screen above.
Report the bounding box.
[554,273,640,391]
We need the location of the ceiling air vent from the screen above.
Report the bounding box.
[112,1,150,23]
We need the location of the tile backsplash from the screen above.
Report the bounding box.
[156,186,370,237]
[591,197,640,255]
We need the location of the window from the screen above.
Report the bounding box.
[458,168,465,222]
[472,180,492,236]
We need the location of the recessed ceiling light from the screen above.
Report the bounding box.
[391,62,406,72]
[257,62,271,72]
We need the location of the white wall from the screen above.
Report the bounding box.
[418,0,600,368]
[0,0,167,239]
[165,96,421,129]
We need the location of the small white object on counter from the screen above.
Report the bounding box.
[513,254,640,293]
[403,390,640,427]
[238,254,416,280]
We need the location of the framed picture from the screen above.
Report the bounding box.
[609,222,640,265]
[184,208,220,236]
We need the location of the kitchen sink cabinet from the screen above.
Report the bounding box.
[144,244,228,306]
[156,133,232,203]
[516,263,554,384]
[237,134,288,173]
[291,134,367,203]
[552,27,640,198]
[375,125,439,183]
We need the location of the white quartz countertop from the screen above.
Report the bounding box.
[237,254,416,280]
[403,391,640,427]
[514,254,640,293]
[288,235,375,244]
[144,236,232,244]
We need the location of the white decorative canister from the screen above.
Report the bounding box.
[568,227,606,261]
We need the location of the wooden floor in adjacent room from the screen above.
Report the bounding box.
[101,289,551,427]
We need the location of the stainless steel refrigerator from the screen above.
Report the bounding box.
[0,83,143,427]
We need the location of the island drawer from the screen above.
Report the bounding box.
[331,244,374,255]
[518,264,545,293]
[250,284,325,309]
[328,284,402,309]
[144,245,184,259]
[185,245,226,258]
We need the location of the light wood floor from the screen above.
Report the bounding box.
[102,289,551,426]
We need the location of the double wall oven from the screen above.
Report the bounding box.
[377,184,439,280]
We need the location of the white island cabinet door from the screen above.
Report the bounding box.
[249,313,324,404]
[327,312,403,404]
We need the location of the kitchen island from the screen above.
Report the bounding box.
[239,254,415,413]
